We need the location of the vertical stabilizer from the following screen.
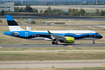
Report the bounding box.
[5,15,24,31]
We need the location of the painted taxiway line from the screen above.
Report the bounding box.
[0,60,105,68]
[0,50,105,52]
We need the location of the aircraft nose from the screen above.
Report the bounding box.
[99,34,103,39]
[100,35,103,38]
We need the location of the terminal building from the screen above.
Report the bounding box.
[0,2,14,12]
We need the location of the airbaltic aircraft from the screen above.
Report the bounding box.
[4,15,103,44]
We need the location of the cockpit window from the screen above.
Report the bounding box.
[95,33,99,34]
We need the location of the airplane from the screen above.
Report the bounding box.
[3,15,103,45]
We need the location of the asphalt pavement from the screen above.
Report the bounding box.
[0,16,105,22]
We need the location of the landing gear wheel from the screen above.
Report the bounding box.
[52,41,58,45]
[52,41,55,44]
[55,42,58,45]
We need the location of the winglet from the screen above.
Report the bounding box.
[47,30,52,34]
[34,29,36,31]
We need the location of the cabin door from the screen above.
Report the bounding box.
[25,32,28,37]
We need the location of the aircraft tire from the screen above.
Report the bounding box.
[52,42,55,44]
[55,42,58,45]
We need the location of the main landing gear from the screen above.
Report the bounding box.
[52,41,58,45]
[52,39,59,45]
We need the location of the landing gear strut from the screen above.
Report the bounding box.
[55,42,58,45]
[52,39,58,45]
[93,40,95,44]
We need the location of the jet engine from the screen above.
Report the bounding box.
[59,37,74,43]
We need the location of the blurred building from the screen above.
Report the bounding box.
[0,2,14,12]
[96,0,98,5]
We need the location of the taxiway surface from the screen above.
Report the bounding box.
[0,60,105,68]
[1,16,105,22]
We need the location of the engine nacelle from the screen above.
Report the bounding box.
[64,37,74,43]
[60,37,74,43]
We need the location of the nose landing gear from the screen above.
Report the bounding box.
[93,40,95,44]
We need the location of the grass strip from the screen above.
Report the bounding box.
[0,47,105,51]
[0,67,105,70]
[0,51,105,61]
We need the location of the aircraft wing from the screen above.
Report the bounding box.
[47,30,64,40]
